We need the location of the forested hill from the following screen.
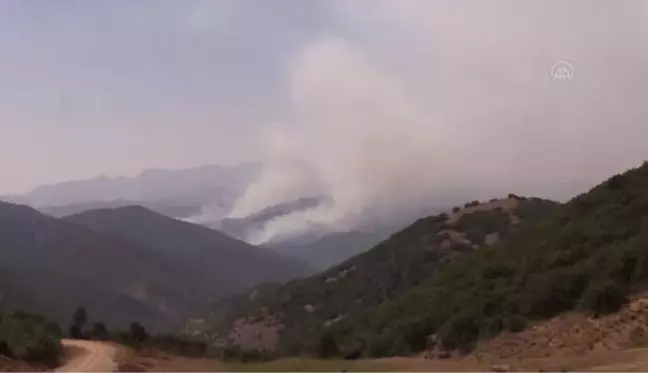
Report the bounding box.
[187,195,559,355]
[325,161,648,357]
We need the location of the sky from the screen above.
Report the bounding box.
[3,0,648,234]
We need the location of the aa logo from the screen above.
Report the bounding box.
[551,60,574,81]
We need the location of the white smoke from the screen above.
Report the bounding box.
[231,1,648,244]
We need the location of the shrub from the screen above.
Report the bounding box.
[316,333,338,358]
[0,311,62,366]
[581,280,627,316]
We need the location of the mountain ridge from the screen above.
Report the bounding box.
[0,200,195,331]
[63,205,314,297]
[185,195,560,355]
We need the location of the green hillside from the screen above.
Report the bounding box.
[188,196,558,356]
[324,161,648,357]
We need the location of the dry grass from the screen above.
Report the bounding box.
[0,355,47,372]
[226,357,402,372]
[115,348,648,372]
[119,358,488,373]
[472,295,648,361]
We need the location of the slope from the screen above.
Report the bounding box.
[63,206,313,298]
[267,229,393,270]
[186,196,558,355]
[0,201,199,331]
[332,160,648,358]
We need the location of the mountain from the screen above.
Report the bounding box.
[0,200,311,334]
[185,195,559,355]
[63,206,314,297]
[0,201,198,331]
[4,162,261,218]
[266,229,396,270]
[40,199,202,219]
[339,161,648,357]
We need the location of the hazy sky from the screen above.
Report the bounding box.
[3,0,648,203]
[1,0,327,193]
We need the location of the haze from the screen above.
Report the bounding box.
[3,0,648,240]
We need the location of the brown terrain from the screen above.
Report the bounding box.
[55,339,118,372]
[0,356,47,372]
[86,322,648,373]
[473,294,648,360]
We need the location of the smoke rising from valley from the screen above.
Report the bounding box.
[5,1,648,246]
[228,1,648,243]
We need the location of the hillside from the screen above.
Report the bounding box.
[267,229,393,270]
[63,206,313,297]
[323,161,648,358]
[186,196,558,355]
[0,201,197,331]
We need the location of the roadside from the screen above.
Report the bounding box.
[112,346,648,372]
[0,355,48,372]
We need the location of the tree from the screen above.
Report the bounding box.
[129,322,148,342]
[90,322,110,341]
[316,333,338,358]
[73,307,87,328]
[70,307,87,339]
[69,324,83,339]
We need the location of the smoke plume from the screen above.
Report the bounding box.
[230,1,648,243]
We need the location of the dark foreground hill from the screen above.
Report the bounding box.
[64,206,313,298]
[322,161,648,358]
[0,202,311,333]
[185,195,559,355]
[0,201,196,331]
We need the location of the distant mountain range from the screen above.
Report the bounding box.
[40,199,202,220]
[3,162,261,219]
[3,162,449,273]
[0,200,311,332]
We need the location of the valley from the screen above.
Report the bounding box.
[5,161,648,372]
[2,2,645,371]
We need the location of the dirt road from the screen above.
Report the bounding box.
[55,339,118,372]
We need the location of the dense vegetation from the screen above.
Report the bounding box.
[192,196,559,356]
[0,310,62,366]
[322,161,648,357]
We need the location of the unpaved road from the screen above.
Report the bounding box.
[55,339,118,372]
